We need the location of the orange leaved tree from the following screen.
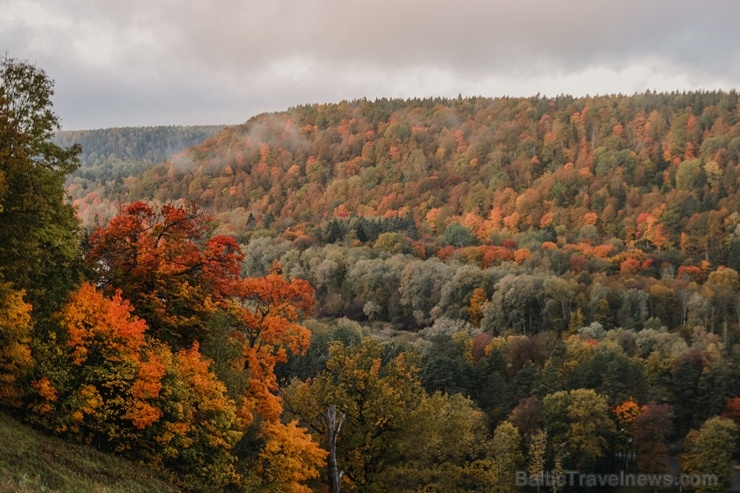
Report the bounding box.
[86,201,244,349]
[34,282,163,450]
[229,267,314,426]
[215,263,323,491]
[143,342,243,490]
[0,283,34,406]
[34,282,244,489]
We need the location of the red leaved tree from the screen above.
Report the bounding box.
[86,201,244,349]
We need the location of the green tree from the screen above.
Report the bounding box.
[399,258,454,325]
[0,56,81,315]
[438,265,491,320]
[421,331,476,397]
[681,416,737,493]
[672,355,703,436]
[285,338,496,492]
[378,392,496,493]
[675,159,705,191]
[285,338,424,491]
[491,421,524,491]
[543,389,614,470]
[483,274,545,335]
[442,222,476,248]
[569,346,647,405]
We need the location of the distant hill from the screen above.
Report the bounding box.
[57,125,227,224]
[56,125,227,181]
[0,411,180,492]
[75,93,740,263]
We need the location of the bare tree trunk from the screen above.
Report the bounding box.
[326,404,346,493]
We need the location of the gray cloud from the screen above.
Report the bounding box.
[3,0,739,129]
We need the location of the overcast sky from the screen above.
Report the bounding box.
[3,0,739,130]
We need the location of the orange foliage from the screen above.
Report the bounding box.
[127,351,166,429]
[722,397,740,425]
[230,271,314,425]
[437,245,456,261]
[454,129,467,153]
[489,207,503,229]
[148,342,241,487]
[48,283,165,448]
[620,258,642,276]
[87,201,244,348]
[514,248,531,265]
[63,283,147,366]
[481,246,515,268]
[583,212,598,225]
[468,288,487,327]
[333,204,350,219]
[0,285,33,405]
[257,420,328,493]
[614,398,641,450]
[540,212,554,228]
[677,265,703,282]
[592,244,614,259]
[503,212,520,231]
[31,377,56,414]
[425,207,442,233]
[461,212,484,238]
[615,399,641,426]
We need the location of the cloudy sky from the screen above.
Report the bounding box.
[3,0,739,130]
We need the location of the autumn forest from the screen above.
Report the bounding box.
[4,56,740,492]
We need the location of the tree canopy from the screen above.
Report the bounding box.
[0,56,81,315]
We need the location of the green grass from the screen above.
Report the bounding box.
[0,411,181,493]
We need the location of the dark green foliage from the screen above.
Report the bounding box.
[0,56,81,316]
[420,334,476,397]
[55,125,225,180]
[671,355,704,437]
[568,347,647,404]
[442,223,476,248]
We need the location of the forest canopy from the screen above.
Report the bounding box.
[4,55,740,492]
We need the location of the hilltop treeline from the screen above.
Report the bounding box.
[56,125,226,172]
[83,92,740,256]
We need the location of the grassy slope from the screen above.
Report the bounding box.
[0,412,181,493]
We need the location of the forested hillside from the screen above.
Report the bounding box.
[76,92,740,332]
[77,93,740,261]
[5,52,740,492]
[55,125,225,167]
